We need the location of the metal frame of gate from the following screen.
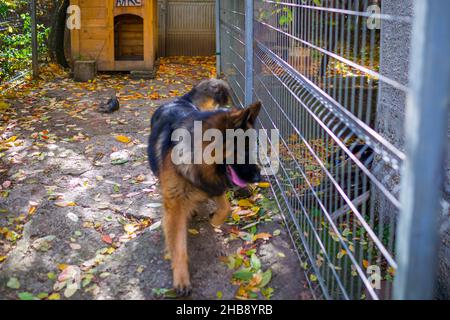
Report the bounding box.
[158,0,216,56]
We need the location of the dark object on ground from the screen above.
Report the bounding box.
[233,187,253,199]
[99,96,120,113]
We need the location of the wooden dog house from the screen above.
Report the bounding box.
[70,0,157,72]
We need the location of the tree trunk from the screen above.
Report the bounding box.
[49,0,69,67]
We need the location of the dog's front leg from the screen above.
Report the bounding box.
[163,200,191,296]
[210,193,231,227]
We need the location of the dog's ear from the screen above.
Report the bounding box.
[246,101,262,126]
[229,101,262,128]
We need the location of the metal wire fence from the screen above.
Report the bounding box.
[219,0,448,300]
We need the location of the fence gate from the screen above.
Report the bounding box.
[158,0,215,56]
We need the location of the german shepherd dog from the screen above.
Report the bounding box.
[148,80,262,295]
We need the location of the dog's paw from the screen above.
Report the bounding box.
[210,214,226,228]
[175,284,192,297]
[173,270,191,297]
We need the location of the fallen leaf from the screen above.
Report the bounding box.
[261,287,274,299]
[257,182,270,188]
[363,259,369,269]
[7,277,20,289]
[260,269,272,288]
[32,235,56,252]
[17,292,36,300]
[137,265,145,273]
[82,275,94,288]
[5,136,17,143]
[37,292,49,299]
[233,269,254,281]
[28,206,37,215]
[69,243,81,250]
[47,272,57,280]
[115,135,132,144]
[55,201,76,207]
[238,199,253,207]
[48,293,61,300]
[64,283,78,298]
[57,263,68,271]
[101,234,113,244]
[253,233,272,241]
[2,181,11,189]
[124,224,137,234]
[188,228,199,235]
[250,254,261,271]
[67,212,79,222]
[152,288,177,298]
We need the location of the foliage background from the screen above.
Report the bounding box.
[0,0,56,83]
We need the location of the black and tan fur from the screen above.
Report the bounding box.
[148,90,262,295]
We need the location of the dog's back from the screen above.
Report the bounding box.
[148,79,232,176]
[148,96,197,175]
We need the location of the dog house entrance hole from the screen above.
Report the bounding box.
[114,14,144,61]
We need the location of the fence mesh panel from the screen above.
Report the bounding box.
[220,0,415,300]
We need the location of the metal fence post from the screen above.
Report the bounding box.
[394,0,450,300]
[244,0,253,106]
[215,0,221,77]
[30,0,39,78]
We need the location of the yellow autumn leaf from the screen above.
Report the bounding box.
[28,206,37,215]
[57,263,68,271]
[253,232,272,241]
[0,256,7,263]
[0,101,9,110]
[251,206,260,214]
[257,182,270,188]
[5,136,17,143]
[388,266,396,276]
[362,259,369,269]
[106,247,115,255]
[238,199,253,207]
[48,293,61,300]
[115,135,131,144]
[188,228,199,235]
[55,201,76,207]
[124,224,137,234]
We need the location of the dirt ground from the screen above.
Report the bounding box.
[0,57,311,300]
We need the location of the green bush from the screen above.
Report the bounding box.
[0,3,49,83]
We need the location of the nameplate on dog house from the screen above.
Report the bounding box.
[115,0,142,7]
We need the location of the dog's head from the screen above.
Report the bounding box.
[193,79,232,110]
[223,101,263,187]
